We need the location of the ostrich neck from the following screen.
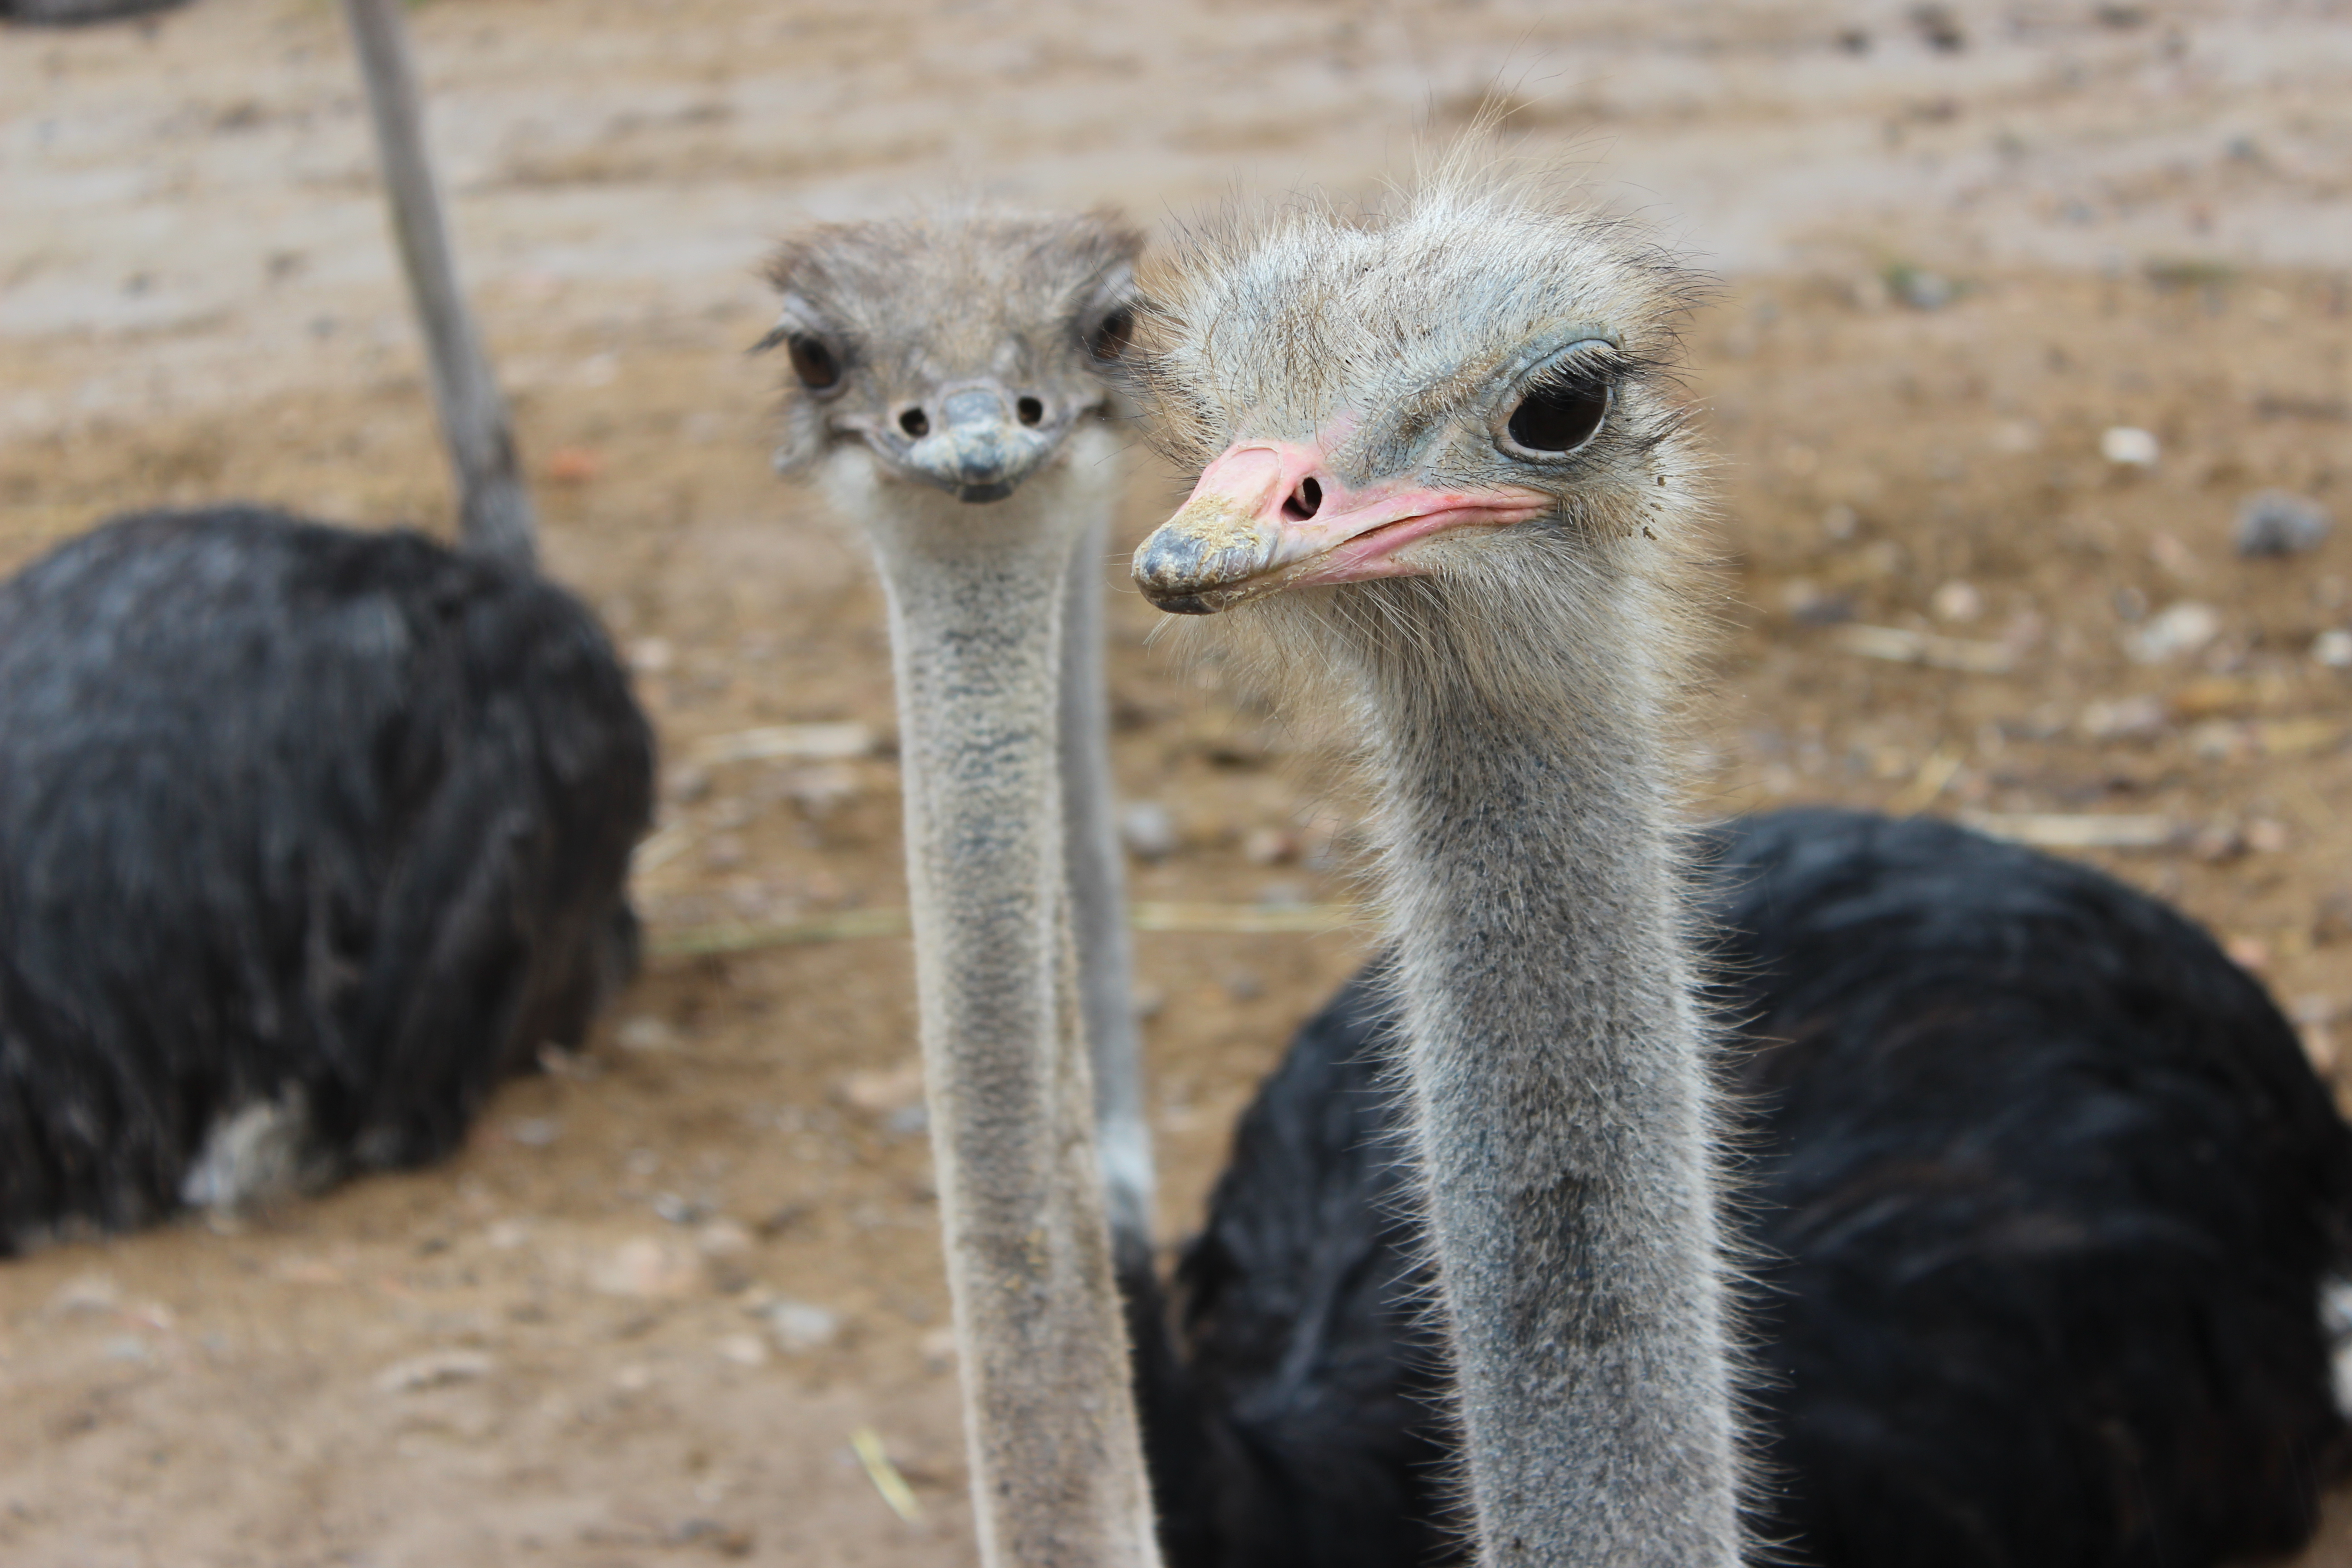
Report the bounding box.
[1056,511,1154,1257]
[862,466,1160,1568]
[1362,610,1741,1567]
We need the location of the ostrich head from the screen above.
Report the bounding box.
[1128,175,1711,672]
[761,210,1141,506]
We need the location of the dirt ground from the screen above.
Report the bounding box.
[5,0,2352,1563]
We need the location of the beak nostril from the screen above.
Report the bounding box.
[1282,477,1323,522]
[899,408,930,438]
[1015,397,1044,427]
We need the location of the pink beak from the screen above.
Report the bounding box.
[1132,441,1553,614]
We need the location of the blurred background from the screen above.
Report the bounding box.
[4,1,2350,1562]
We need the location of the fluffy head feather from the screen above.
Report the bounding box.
[760,207,1142,500]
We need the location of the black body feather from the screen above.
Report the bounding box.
[0,507,652,1251]
[0,0,192,23]
[1142,808,2352,1568]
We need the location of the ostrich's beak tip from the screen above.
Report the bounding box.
[1132,488,1280,613]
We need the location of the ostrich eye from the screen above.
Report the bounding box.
[1086,304,1135,363]
[787,335,842,392]
[1504,374,1611,456]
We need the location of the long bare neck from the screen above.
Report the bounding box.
[846,447,1160,1568]
[1348,576,1742,1566]
[340,0,535,565]
[1057,513,1155,1260]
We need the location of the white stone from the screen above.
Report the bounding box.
[759,1299,841,1353]
[589,1236,706,1299]
[2099,426,2160,466]
[1119,800,1180,861]
[2124,602,2220,663]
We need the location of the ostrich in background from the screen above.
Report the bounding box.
[760,215,1160,1322]
[1127,167,2352,1566]
[759,209,1162,1568]
[0,0,652,1249]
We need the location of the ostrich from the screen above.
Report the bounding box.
[1118,167,2352,1565]
[0,0,652,1248]
[1152,807,2352,1568]
[760,208,1162,1568]
[1128,170,1748,1566]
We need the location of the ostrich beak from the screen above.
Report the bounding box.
[898,384,1058,504]
[1133,441,1552,614]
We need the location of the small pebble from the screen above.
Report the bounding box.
[2225,934,2272,972]
[2192,819,2249,860]
[536,1043,597,1080]
[2125,602,2221,663]
[274,1256,345,1286]
[49,1274,119,1317]
[2186,721,2249,763]
[666,1519,755,1555]
[780,762,861,818]
[2235,491,2332,558]
[2078,695,2168,742]
[507,1117,560,1149]
[1119,801,1180,861]
[543,446,605,484]
[374,1349,494,1394]
[1784,579,1854,626]
[715,1333,769,1368]
[590,1236,706,1299]
[1930,580,1983,623]
[616,1015,677,1053]
[2099,426,2160,466]
[838,1059,924,1116]
[1891,267,1954,310]
[758,1299,842,1353]
[1242,827,1297,865]
[2312,629,2352,669]
[652,1192,710,1226]
[697,1219,755,1257]
[2148,533,2200,578]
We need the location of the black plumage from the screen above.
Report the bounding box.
[0,0,192,23]
[1134,970,1450,1568]
[0,505,652,1252]
[1140,807,2352,1568]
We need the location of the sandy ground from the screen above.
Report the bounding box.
[5,0,2352,1562]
